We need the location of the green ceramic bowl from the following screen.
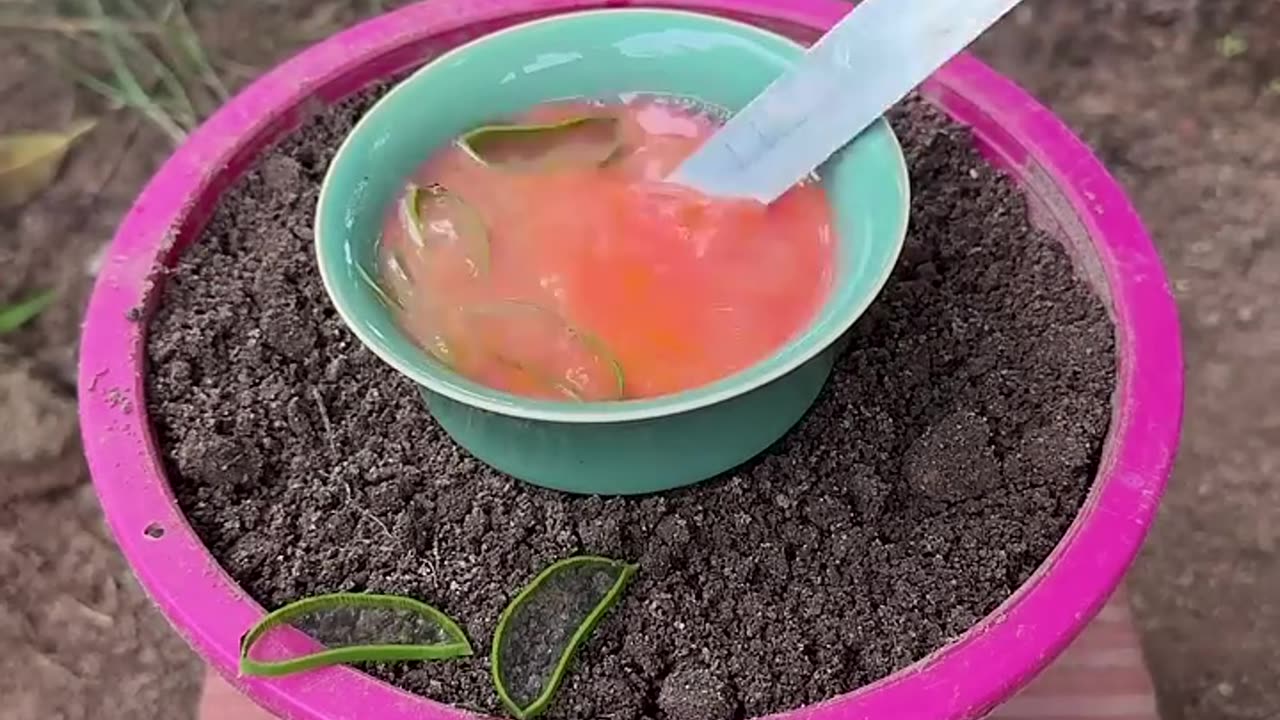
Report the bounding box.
[317,8,909,495]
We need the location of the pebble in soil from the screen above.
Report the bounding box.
[147,87,1115,720]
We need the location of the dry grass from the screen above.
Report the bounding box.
[1,0,229,143]
[1,0,403,142]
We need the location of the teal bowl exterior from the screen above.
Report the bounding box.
[422,351,833,494]
[317,9,910,495]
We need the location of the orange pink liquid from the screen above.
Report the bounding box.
[377,96,834,401]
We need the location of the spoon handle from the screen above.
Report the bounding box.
[669,0,1025,203]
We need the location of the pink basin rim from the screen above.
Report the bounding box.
[77,1,1184,719]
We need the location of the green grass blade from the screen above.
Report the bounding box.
[80,0,190,140]
[108,18,198,125]
[0,290,57,334]
[52,59,129,108]
[56,56,187,143]
[168,0,230,101]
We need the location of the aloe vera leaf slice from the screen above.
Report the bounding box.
[491,556,638,719]
[399,182,490,276]
[490,351,584,401]
[465,300,625,400]
[354,258,403,310]
[239,592,472,678]
[457,116,621,172]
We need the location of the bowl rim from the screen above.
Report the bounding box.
[78,1,1183,719]
[314,7,911,424]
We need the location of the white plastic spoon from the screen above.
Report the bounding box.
[668,0,1026,203]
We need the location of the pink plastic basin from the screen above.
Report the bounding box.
[78,1,1184,718]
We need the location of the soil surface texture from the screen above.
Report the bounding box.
[6,2,1280,719]
[144,88,1114,720]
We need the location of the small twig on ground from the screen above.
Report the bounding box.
[331,470,394,544]
[31,651,85,685]
[303,327,389,548]
[69,597,115,629]
[423,534,442,584]
[219,59,259,84]
[365,513,393,542]
[309,386,336,454]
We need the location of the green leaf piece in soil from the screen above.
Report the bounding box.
[400,182,490,276]
[457,116,621,172]
[239,593,472,678]
[0,289,57,334]
[466,300,625,401]
[491,556,638,720]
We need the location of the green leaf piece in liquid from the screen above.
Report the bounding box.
[491,556,638,720]
[466,300,625,401]
[490,351,583,402]
[457,116,621,172]
[239,593,472,678]
[0,289,56,334]
[355,258,402,310]
[363,249,462,370]
[400,182,490,276]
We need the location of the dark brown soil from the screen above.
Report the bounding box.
[144,85,1113,719]
[5,2,1280,719]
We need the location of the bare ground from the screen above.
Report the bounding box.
[0,1,1277,719]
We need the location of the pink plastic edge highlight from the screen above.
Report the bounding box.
[77,1,1183,719]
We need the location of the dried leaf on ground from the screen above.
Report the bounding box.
[0,119,96,209]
